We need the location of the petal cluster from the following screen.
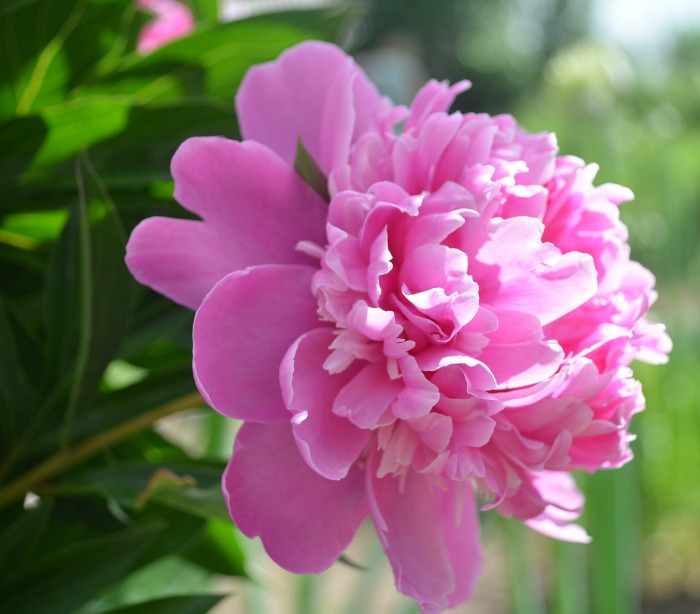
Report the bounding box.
[126,41,670,613]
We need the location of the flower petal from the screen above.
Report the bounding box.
[193,264,319,422]
[524,472,591,543]
[128,137,327,310]
[480,311,564,389]
[333,361,403,429]
[474,217,597,326]
[224,422,368,573]
[126,217,239,310]
[367,453,482,612]
[236,41,390,173]
[166,137,327,297]
[281,328,371,480]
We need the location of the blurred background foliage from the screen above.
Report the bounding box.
[0,0,697,612]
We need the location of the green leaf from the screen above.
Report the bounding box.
[1,209,69,243]
[0,116,47,184]
[0,0,79,116]
[84,100,237,189]
[42,155,134,443]
[0,499,53,575]
[0,0,137,117]
[22,370,195,460]
[586,466,640,614]
[78,555,214,613]
[30,97,132,170]
[0,294,38,450]
[294,137,330,202]
[0,0,44,18]
[183,519,247,577]
[82,17,339,103]
[137,469,230,522]
[504,520,545,614]
[188,0,219,22]
[99,591,223,614]
[48,460,225,509]
[1,524,162,614]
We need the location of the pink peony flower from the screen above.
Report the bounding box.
[126,41,671,612]
[136,0,195,55]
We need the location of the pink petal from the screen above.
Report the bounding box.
[523,471,591,543]
[224,422,368,573]
[169,137,325,295]
[367,455,482,611]
[193,264,320,422]
[480,311,564,389]
[137,0,194,55]
[475,217,597,325]
[405,79,471,132]
[236,41,390,173]
[128,137,326,311]
[126,217,238,310]
[333,361,403,429]
[280,328,371,480]
[391,356,440,419]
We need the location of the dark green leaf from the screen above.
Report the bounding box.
[0,0,44,18]
[0,116,47,183]
[0,499,52,575]
[43,155,134,442]
[48,460,225,509]
[99,594,224,614]
[2,523,162,614]
[0,294,38,449]
[294,137,330,201]
[147,484,230,523]
[338,553,368,571]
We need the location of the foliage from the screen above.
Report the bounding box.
[0,1,347,612]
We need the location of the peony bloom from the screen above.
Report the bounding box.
[126,42,671,612]
[136,0,195,55]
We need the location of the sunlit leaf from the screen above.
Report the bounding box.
[30,98,132,170]
[183,518,247,577]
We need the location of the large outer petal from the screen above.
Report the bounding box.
[236,41,390,173]
[280,328,371,480]
[367,454,482,613]
[126,217,240,310]
[193,264,320,422]
[126,137,326,309]
[224,422,368,573]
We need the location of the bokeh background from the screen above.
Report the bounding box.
[0,1,698,613]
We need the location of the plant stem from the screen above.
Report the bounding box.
[0,392,203,509]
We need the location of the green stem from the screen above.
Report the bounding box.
[0,392,203,509]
